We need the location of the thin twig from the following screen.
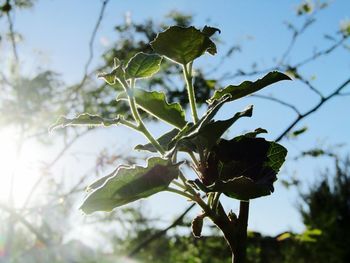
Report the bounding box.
[293,36,348,69]
[6,11,19,63]
[78,0,111,90]
[275,77,350,141]
[251,94,301,116]
[296,73,324,98]
[128,203,196,257]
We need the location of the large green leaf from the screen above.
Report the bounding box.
[49,113,120,132]
[208,136,287,200]
[135,129,179,153]
[150,26,217,65]
[80,157,180,214]
[176,105,253,152]
[208,71,291,103]
[125,52,162,79]
[117,88,186,129]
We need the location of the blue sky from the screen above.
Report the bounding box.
[3,0,350,240]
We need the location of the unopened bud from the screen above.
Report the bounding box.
[191,214,204,238]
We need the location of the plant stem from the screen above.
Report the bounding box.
[166,187,197,201]
[187,151,199,167]
[233,201,250,263]
[119,118,139,130]
[171,180,187,190]
[138,122,165,155]
[212,192,221,211]
[182,63,199,123]
[120,78,165,155]
[204,200,249,263]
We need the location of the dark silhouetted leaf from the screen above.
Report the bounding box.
[125,52,162,79]
[207,136,287,200]
[209,71,291,103]
[117,88,186,129]
[202,26,221,37]
[177,105,253,152]
[168,95,231,149]
[150,26,217,65]
[244,128,268,138]
[211,176,272,201]
[80,157,180,214]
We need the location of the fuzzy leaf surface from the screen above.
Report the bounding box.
[80,157,179,214]
[117,88,186,129]
[150,26,217,65]
[125,52,162,79]
[209,71,291,103]
[49,113,120,132]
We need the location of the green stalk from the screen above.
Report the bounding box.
[171,180,188,190]
[166,187,197,200]
[187,151,199,167]
[233,201,249,263]
[119,118,139,130]
[120,78,165,155]
[182,63,199,123]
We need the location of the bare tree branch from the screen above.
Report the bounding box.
[6,10,19,63]
[78,0,111,90]
[128,203,196,257]
[293,36,348,69]
[296,73,324,99]
[276,77,350,142]
[251,94,301,116]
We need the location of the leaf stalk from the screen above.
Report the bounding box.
[183,63,199,123]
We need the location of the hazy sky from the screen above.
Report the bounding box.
[2,0,350,242]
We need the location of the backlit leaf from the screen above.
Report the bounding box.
[125,52,162,79]
[49,113,120,132]
[150,26,217,65]
[80,157,180,214]
[209,71,291,103]
[117,88,186,129]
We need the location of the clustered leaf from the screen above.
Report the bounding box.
[206,135,287,200]
[49,25,290,216]
[176,105,253,152]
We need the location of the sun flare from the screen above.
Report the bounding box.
[0,128,42,207]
